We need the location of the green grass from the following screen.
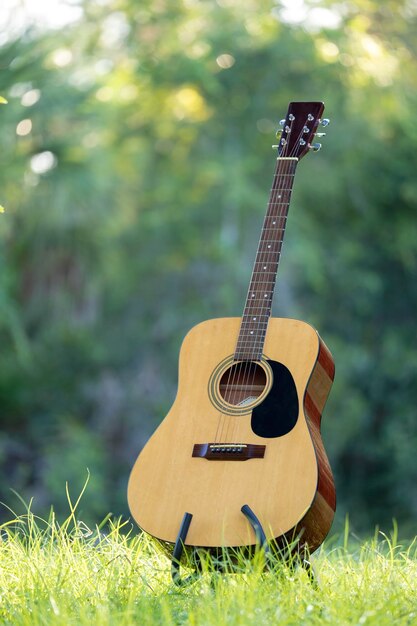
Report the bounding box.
[1,492,416,625]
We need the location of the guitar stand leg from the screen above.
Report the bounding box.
[241,505,318,587]
[241,504,270,556]
[171,512,200,586]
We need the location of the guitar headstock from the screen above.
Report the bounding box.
[275,102,328,160]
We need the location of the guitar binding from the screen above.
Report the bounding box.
[171,512,198,586]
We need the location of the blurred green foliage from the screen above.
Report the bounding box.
[0,0,417,533]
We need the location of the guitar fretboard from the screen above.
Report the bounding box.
[234,157,298,361]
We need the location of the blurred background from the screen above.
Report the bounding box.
[0,0,416,536]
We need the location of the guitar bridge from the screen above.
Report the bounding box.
[192,443,265,461]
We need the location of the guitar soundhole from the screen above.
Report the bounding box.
[218,361,267,407]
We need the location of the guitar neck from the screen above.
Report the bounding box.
[234,157,298,361]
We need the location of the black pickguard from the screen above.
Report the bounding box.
[251,360,298,438]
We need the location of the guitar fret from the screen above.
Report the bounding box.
[242,317,270,322]
[238,327,269,334]
[236,339,266,345]
[243,301,273,306]
[236,343,266,351]
[239,334,268,339]
[242,317,271,322]
[242,310,271,315]
[256,249,281,253]
[256,247,281,251]
[239,323,270,330]
[236,339,266,344]
[245,293,275,298]
[235,346,266,352]
[238,337,267,341]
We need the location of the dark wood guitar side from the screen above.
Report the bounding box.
[128,102,336,561]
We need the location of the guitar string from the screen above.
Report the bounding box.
[215,114,308,444]
[216,156,288,442]
[235,113,307,362]
[224,145,296,444]
[225,115,307,445]
[237,149,297,354]
[220,134,295,443]
[223,157,293,441]
[224,126,304,446]
[218,122,299,444]
[214,156,289,441]
[231,114,308,416]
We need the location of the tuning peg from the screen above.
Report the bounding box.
[272,144,280,149]
[275,128,283,138]
[309,142,322,152]
[279,119,286,126]
[319,118,330,127]
[314,132,326,137]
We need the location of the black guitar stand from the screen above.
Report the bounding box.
[171,512,197,586]
[170,505,317,586]
[240,504,270,554]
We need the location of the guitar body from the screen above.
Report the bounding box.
[128,316,335,553]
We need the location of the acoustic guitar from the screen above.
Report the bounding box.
[128,101,336,563]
